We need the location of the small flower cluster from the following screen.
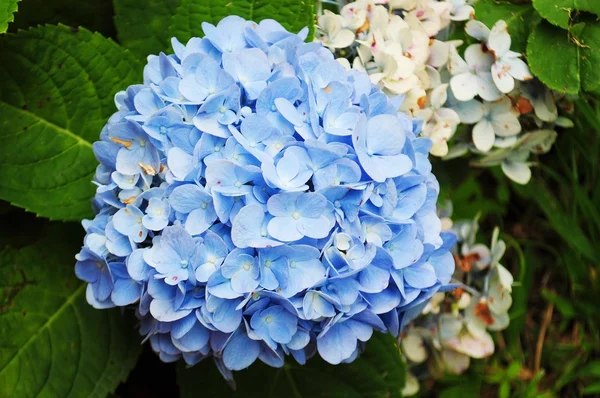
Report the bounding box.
[316,0,573,184]
[445,19,572,184]
[75,15,454,377]
[400,211,514,396]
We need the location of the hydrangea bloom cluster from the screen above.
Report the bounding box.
[75,15,454,376]
[400,210,514,396]
[316,0,573,184]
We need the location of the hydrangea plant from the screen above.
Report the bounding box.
[75,15,454,378]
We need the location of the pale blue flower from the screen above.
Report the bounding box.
[193,85,240,138]
[169,184,217,236]
[179,54,235,102]
[143,197,170,231]
[250,305,298,346]
[353,115,413,183]
[267,192,334,241]
[108,120,160,176]
[75,248,114,302]
[223,48,271,99]
[144,225,200,285]
[113,204,148,243]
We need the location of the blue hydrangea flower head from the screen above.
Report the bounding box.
[75,15,454,377]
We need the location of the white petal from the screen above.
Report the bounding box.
[447,47,470,75]
[319,11,341,35]
[465,20,490,41]
[473,120,495,152]
[402,331,428,363]
[488,311,510,331]
[454,99,485,124]
[425,65,442,88]
[465,44,494,71]
[494,136,518,148]
[430,140,449,157]
[489,20,511,57]
[330,29,356,49]
[450,73,479,101]
[441,349,470,374]
[505,56,533,81]
[501,160,531,184]
[435,108,461,125]
[384,74,420,94]
[492,112,521,137]
[413,108,434,122]
[336,58,351,71]
[450,5,474,21]
[455,330,494,358]
[402,372,420,396]
[428,40,450,68]
[430,83,449,108]
[477,72,503,101]
[491,62,515,93]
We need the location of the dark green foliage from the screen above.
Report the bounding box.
[178,334,406,398]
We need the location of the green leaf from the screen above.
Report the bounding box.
[474,0,540,54]
[169,0,315,45]
[532,0,600,29]
[571,21,600,92]
[177,333,406,398]
[583,382,600,395]
[0,0,19,33]
[113,0,181,58]
[0,25,142,220]
[0,222,141,397]
[578,360,600,378]
[114,0,316,59]
[527,20,600,94]
[9,0,116,37]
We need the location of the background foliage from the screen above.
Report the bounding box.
[0,0,599,396]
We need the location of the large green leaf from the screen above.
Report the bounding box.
[527,20,600,94]
[0,223,141,397]
[0,25,142,221]
[114,0,315,58]
[169,0,315,45]
[113,0,181,58]
[0,0,19,33]
[177,333,406,397]
[473,0,540,54]
[532,0,600,29]
[9,0,116,37]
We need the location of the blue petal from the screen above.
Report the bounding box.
[173,322,210,352]
[223,331,261,371]
[317,322,357,365]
